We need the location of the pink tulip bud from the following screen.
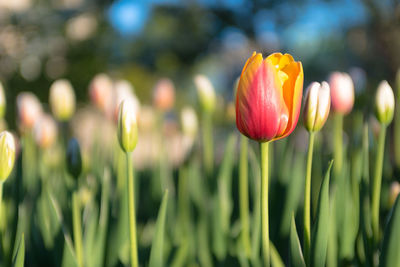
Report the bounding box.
[17,92,43,130]
[329,72,354,115]
[89,73,113,115]
[389,181,400,207]
[34,114,58,149]
[153,78,175,111]
[303,81,331,132]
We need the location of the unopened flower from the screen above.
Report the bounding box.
[0,131,15,182]
[153,78,175,111]
[389,181,400,207]
[34,114,58,149]
[303,81,331,132]
[181,106,198,139]
[17,92,43,130]
[329,72,354,115]
[118,99,138,152]
[89,73,113,115]
[194,75,216,113]
[236,52,303,142]
[49,79,76,121]
[66,138,82,178]
[0,81,5,119]
[375,80,395,125]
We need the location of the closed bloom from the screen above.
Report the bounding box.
[113,80,140,122]
[118,99,138,152]
[89,73,113,114]
[153,78,175,111]
[66,138,82,178]
[0,81,5,119]
[49,79,76,121]
[303,81,331,132]
[17,92,43,130]
[375,80,395,125]
[34,114,58,149]
[236,52,303,142]
[329,72,354,115]
[389,181,400,207]
[181,106,198,139]
[194,75,216,113]
[0,131,15,182]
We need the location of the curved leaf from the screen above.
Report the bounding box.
[290,215,306,267]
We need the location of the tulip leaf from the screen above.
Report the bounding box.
[290,215,306,267]
[270,241,284,267]
[379,195,400,267]
[311,160,333,267]
[12,233,24,267]
[149,190,169,267]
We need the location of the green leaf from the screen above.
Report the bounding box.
[12,233,24,267]
[311,160,333,267]
[149,190,169,267]
[290,215,306,267]
[379,195,400,267]
[270,241,284,267]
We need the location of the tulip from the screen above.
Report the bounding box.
[117,99,138,153]
[153,78,175,111]
[329,72,354,115]
[371,81,395,243]
[375,81,394,125]
[303,81,331,132]
[194,75,216,113]
[117,98,139,267]
[49,79,76,121]
[236,52,303,142]
[17,92,43,130]
[0,81,5,119]
[89,73,113,115]
[181,106,198,139]
[236,52,303,267]
[389,182,400,208]
[113,80,140,122]
[0,131,15,182]
[34,114,58,149]
[302,82,330,262]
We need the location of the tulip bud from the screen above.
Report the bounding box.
[34,114,58,149]
[89,73,113,114]
[389,181,400,208]
[329,72,354,115]
[194,75,216,113]
[303,81,331,132]
[117,99,138,152]
[113,80,140,122]
[181,106,198,139]
[0,131,16,182]
[17,92,43,130]
[49,79,76,121]
[66,138,82,178]
[153,78,175,111]
[0,81,5,119]
[375,81,395,125]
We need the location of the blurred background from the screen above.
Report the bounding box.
[0,0,399,128]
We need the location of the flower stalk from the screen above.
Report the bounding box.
[333,113,343,177]
[239,135,251,257]
[260,141,270,267]
[72,192,83,267]
[202,110,213,176]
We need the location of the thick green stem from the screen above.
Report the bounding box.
[239,135,251,257]
[72,191,83,267]
[126,152,139,267]
[303,131,315,265]
[202,111,214,176]
[333,113,344,177]
[178,166,189,235]
[371,125,386,243]
[260,141,270,267]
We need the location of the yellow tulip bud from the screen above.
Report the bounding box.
[303,81,331,132]
[0,131,15,182]
[117,99,138,152]
[375,80,395,125]
[180,106,198,139]
[49,79,76,121]
[194,75,216,113]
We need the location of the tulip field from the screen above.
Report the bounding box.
[0,50,400,267]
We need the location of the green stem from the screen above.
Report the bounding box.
[371,125,386,244]
[303,131,315,265]
[333,113,344,177]
[178,166,189,236]
[126,152,139,267]
[239,135,251,257]
[72,191,83,267]
[260,141,270,267]
[202,111,214,176]
[0,181,3,230]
